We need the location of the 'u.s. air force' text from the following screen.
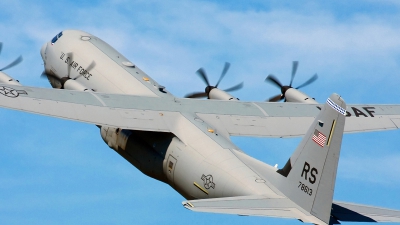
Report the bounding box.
[60,52,93,80]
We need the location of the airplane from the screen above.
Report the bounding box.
[1,30,400,224]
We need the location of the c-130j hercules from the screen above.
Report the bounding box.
[1,30,400,224]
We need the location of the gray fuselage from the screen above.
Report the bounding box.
[40,30,280,200]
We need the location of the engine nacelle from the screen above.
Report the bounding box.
[63,79,92,91]
[285,88,317,103]
[0,71,21,86]
[208,88,239,101]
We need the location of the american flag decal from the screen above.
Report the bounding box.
[312,129,326,147]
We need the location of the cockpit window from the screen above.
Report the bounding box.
[51,36,58,44]
[51,31,63,45]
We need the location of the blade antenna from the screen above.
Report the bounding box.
[0,42,2,55]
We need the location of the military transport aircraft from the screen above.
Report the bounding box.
[1,30,400,224]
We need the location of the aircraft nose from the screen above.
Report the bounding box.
[40,42,47,60]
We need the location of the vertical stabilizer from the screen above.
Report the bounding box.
[276,93,346,224]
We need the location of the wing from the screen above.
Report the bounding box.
[0,84,399,138]
[331,201,400,223]
[0,85,170,132]
[195,102,400,138]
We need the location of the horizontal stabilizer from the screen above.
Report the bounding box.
[183,196,325,224]
[182,197,400,224]
[332,201,400,223]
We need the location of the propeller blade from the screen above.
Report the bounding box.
[0,55,23,71]
[215,62,230,88]
[289,61,298,86]
[86,61,96,72]
[196,68,210,86]
[40,71,48,79]
[223,82,243,92]
[265,74,283,88]
[268,94,284,102]
[0,42,2,55]
[185,92,208,98]
[66,52,73,78]
[296,73,318,89]
[41,71,61,81]
[73,61,96,80]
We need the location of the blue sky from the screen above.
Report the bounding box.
[1,0,400,224]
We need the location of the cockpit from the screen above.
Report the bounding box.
[51,31,63,45]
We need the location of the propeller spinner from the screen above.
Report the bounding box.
[266,61,318,102]
[185,62,243,99]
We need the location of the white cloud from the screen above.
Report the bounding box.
[339,154,400,185]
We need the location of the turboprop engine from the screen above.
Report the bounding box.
[266,61,318,103]
[185,62,243,101]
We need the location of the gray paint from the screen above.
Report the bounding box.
[2,29,399,225]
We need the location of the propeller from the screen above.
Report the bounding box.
[0,42,23,72]
[265,61,318,102]
[41,51,96,88]
[185,62,244,98]
[41,52,74,80]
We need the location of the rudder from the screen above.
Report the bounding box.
[276,93,347,224]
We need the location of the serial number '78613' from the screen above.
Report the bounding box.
[298,181,312,196]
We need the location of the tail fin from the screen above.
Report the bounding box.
[276,93,347,224]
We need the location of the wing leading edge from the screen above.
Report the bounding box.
[0,85,399,137]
